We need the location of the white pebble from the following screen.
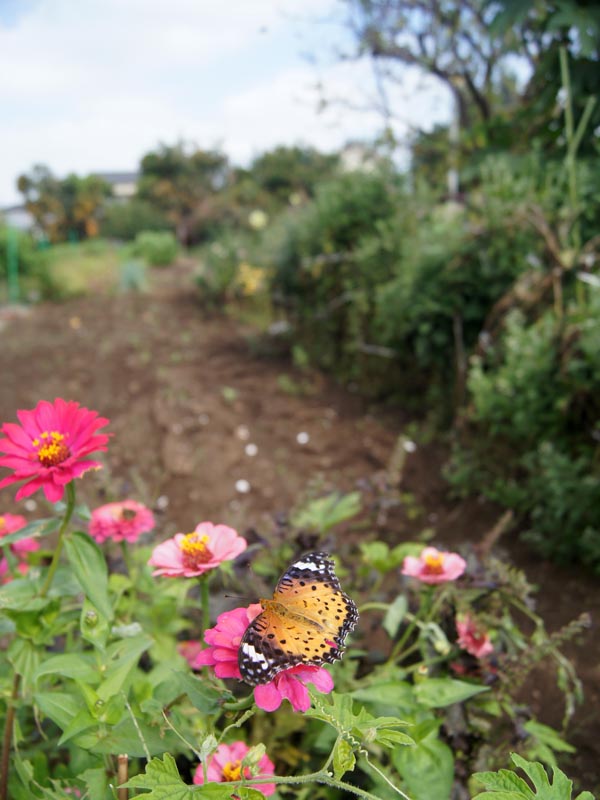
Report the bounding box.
[236,425,250,441]
[403,439,417,453]
[245,443,258,457]
[296,432,310,445]
[235,479,251,494]
[156,495,169,510]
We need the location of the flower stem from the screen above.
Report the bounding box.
[0,673,20,800]
[230,769,396,800]
[199,574,211,640]
[40,482,76,598]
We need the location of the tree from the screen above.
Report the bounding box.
[137,143,230,245]
[17,166,110,242]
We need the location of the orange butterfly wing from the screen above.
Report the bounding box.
[239,552,358,686]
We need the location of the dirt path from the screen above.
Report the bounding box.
[1,261,598,790]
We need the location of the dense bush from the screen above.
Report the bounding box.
[132,230,178,266]
[100,199,173,240]
[264,169,405,378]
[447,301,600,570]
[0,227,55,299]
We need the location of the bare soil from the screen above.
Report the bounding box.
[1,261,598,792]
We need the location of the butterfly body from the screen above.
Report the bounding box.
[239,551,358,686]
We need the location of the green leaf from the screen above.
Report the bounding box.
[97,634,153,700]
[0,517,60,547]
[0,579,50,611]
[473,769,535,797]
[33,692,79,730]
[122,753,203,798]
[34,653,99,685]
[393,733,454,800]
[333,737,356,780]
[8,639,41,690]
[414,678,489,708]
[64,530,113,620]
[176,670,223,714]
[79,767,109,799]
[291,491,361,534]
[383,595,408,638]
[57,707,98,746]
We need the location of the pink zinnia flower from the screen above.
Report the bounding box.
[89,500,155,544]
[456,614,494,658]
[401,546,466,585]
[0,399,110,503]
[0,513,39,567]
[148,522,247,577]
[193,741,276,796]
[187,604,334,712]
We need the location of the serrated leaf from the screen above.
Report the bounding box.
[79,767,109,799]
[122,753,233,798]
[414,678,488,708]
[333,737,355,780]
[383,595,408,638]
[473,769,535,797]
[64,530,113,619]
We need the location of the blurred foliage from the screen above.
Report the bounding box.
[130,230,178,267]
[100,198,173,240]
[17,165,111,243]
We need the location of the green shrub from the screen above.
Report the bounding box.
[100,199,173,240]
[448,300,600,570]
[132,230,178,266]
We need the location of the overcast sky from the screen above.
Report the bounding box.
[0,0,451,207]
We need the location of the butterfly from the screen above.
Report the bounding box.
[238,551,359,686]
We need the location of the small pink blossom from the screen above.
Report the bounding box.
[193,740,276,796]
[187,603,334,712]
[0,513,39,556]
[401,546,466,585]
[89,499,155,544]
[456,614,494,658]
[148,522,247,577]
[0,399,110,503]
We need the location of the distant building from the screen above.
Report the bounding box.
[0,205,34,230]
[93,171,139,199]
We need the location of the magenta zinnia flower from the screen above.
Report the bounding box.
[193,741,276,796]
[456,614,494,658]
[148,521,247,577]
[0,399,110,503]
[401,546,466,585]
[89,499,155,544]
[187,604,334,712]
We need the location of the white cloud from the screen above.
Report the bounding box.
[0,0,450,206]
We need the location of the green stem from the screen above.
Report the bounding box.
[39,482,76,598]
[199,573,211,640]
[228,769,393,800]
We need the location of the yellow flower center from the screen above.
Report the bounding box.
[423,552,444,575]
[32,431,70,467]
[222,760,243,782]
[0,517,5,530]
[180,532,213,569]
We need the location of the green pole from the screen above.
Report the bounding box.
[7,227,20,304]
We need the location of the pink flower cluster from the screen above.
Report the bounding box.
[148,522,247,577]
[89,500,155,544]
[0,398,110,503]
[456,614,494,658]
[0,513,39,582]
[401,546,466,585]
[193,740,276,796]
[180,604,334,713]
